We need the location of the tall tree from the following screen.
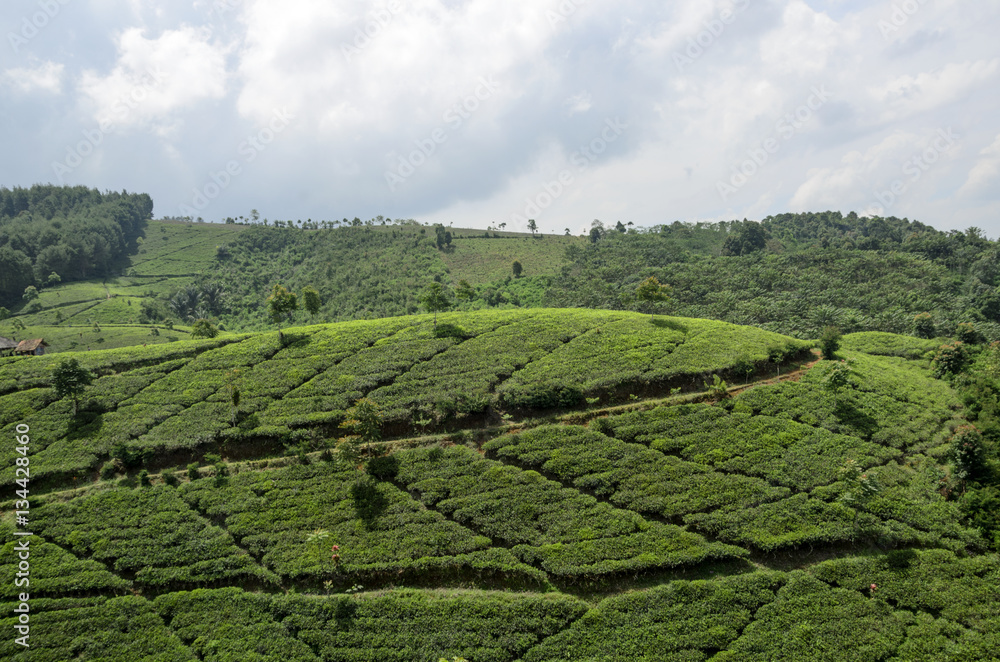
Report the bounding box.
[267,284,298,340]
[52,358,93,415]
[302,286,322,320]
[419,282,451,326]
[635,277,672,320]
[527,219,537,237]
[337,398,383,472]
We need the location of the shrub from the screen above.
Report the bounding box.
[932,341,967,378]
[163,472,179,487]
[191,319,219,339]
[187,462,201,481]
[913,312,935,339]
[819,326,841,359]
[139,469,151,487]
[947,425,987,484]
[366,455,400,480]
[100,461,117,480]
[956,322,980,344]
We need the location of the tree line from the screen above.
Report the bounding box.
[0,185,152,305]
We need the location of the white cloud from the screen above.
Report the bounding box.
[78,26,229,129]
[959,133,1000,199]
[565,92,592,115]
[2,61,65,94]
[870,59,999,122]
[791,128,962,214]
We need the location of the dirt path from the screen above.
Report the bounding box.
[728,349,822,397]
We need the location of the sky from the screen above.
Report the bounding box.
[1,0,998,236]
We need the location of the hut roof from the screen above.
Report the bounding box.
[0,336,18,350]
[16,339,47,353]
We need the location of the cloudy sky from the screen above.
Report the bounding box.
[1,0,998,235]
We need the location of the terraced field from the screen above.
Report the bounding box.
[1,314,996,661]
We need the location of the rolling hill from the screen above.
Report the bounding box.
[2,309,998,661]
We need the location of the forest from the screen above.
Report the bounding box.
[0,185,152,305]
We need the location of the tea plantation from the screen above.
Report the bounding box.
[1,309,998,661]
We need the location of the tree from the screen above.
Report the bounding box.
[455,280,476,301]
[190,319,218,339]
[302,286,322,320]
[838,458,883,523]
[635,277,672,320]
[913,312,935,339]
[225,369,241,425]
[267,284,298,340]
[419,282,451,326]
[52,358,93,415]
[720,221,769,256]
[824,360,854,404]
[819,326,841,360]
[512,261,523,278]
[23,285,38,301]
[337,398,383,472]
[527,219,537,237]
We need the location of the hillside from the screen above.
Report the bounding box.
[5,210,1000,362]
[2,309,998,661]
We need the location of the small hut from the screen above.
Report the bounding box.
[15,339,48,356]
[0,336,17,357]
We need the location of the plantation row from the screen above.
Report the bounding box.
[390,445,744,576]
[582,353,978,552]
[0,309,809,489]
[2,548,997,661]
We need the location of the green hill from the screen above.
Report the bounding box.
[1,309,998,661]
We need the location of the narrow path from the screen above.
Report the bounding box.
[728,349,822,397]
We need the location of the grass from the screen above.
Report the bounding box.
[439,233,583,284]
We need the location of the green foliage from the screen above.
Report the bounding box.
[419,281,451,324]
[956,322,980,344]
[337,398,382,471]
[819,325,841,359]
[454,279,475,301]
[189,318,218,339]
[932,341,968,377]
[486,425,788,518]
[947,425,987,485]
[394,445,744,577]
[22,285,38,301]
[823,360,853,394]
[266,283,297,334]
[0,185,151,304]
[52,357,93,414]
[512,260,523,277]
[914,312,936,339]
[31,486,276,588]
[523,572,786,661]
[178,462,545,584]
[153,587,586,662]
[301,285,321,319]
[720,220,770,256]
[840,331,940,359]
[634,275,672,319]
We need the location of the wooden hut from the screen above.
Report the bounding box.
[15,339,47,356]
[0,336,18,357]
